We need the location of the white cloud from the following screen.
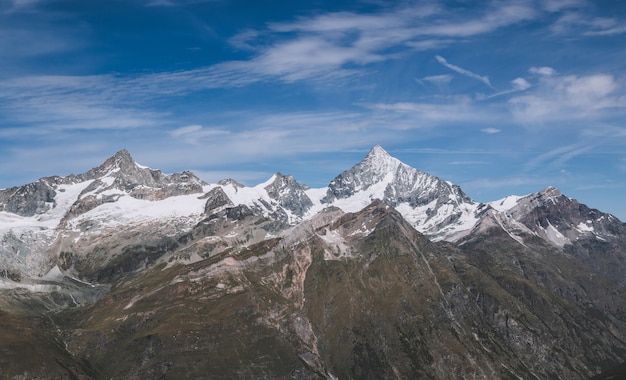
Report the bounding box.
[550,11,626,36]
[512,77,531,91]
[529,66,556,76]
[169,125,231,145]
[0,75,167,133]
[509,73,624,124]
[356,98,502,126]
[422,74,453,85]
[585,25,626,36]
[480,77,531,100]
[435,55,493,88]
[463,175,540,189]
[481,128,501,134]
[417,3,536,37]
[405,39,455,50]
[194,2,543,87]
[524,143,594,170]
[449,161,489,165]
[170,125,203,137]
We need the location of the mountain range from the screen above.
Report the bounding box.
[0,146,624,379]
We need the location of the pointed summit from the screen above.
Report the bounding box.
[322,144,479,240]
[105,148,135,171]
[366,144,391,159]
[323,145,404,203]
[83,148,142,179]
[113,148,132,161]
[360,145,402,175]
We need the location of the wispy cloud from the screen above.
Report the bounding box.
[529,66,556,76]
[355,98,501,125]
[169,125,231,145]
[449,160,489,165]
[481,128,501,134]
[551,11,626,36]
[435,55,493,88]
[0,1,554,112]
[165,110,399,159]
[421,74,453,85]
[462,175,542,189]
[479,77,531,99]
[417,3,536,37]
[155,2,541,87]
[524,143,595,170]
[0,75,168,135]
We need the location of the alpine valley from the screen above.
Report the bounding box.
[0,146,624,379]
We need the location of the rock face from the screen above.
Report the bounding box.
[264,173,313,218]
[0,178,59,216]
[77,149,206,202]
[0,147,625,379]
[201,186,233,214]
[486,186,626,287]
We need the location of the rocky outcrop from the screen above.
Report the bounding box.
[0,178,58,216]
[201,186,233,214]
[264,173,313,217]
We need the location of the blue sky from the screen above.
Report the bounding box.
[1,0,625,219]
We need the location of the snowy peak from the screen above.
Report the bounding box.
[105,148,135,171]
[217,178,244,190]
[211,172,314,224]
[363,144,400,170]
[84,149,139,179]
[318,146,481,241]
[484,186,624,248]
[367,144,388,157]
[78,150,206,201]
[323,146,402,203]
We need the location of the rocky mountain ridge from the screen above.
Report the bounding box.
[0,146,624,379]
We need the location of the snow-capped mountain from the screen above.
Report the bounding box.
[488,186,623,247]
[0,149,210,280]
[456,186,626,288]
[0,146,623,284]
[317,145,483,240]
[1,146,625,379]
[189,145,483,240]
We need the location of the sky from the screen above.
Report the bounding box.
[0,0,625,220]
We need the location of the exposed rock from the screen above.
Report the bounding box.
[264,173,313,217]
[0,179,57,217]
[201,186,233,214]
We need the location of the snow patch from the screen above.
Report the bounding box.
[543,221,570,247]
[576,221,594,233]
[489,195,524,212]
